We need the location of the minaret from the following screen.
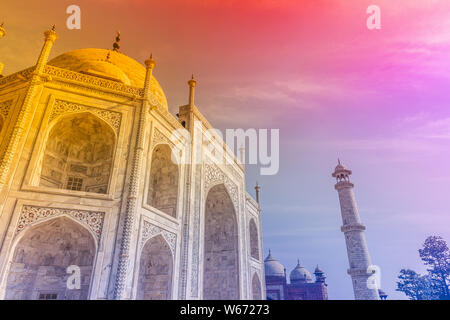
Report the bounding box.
[188,74,196,106]
[0,25,57,189]
[332,160,380,300]
[255,182,261,207]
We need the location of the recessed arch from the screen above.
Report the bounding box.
[252,273,262,300]
[147,144,179,218]
[5,216,96,300]
[203,183,239,300]
[39,112,115,194]
[137,234,173,300]
[249,218,260,260]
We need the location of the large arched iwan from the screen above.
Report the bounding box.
[5,217,96,300]
[40,112,115,194]
[203,184,239,299]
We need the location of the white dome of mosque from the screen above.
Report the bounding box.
[47,48,169,109]
[290,260,313,283]
[264,251,285,278]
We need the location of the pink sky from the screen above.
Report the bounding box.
[1,0,450,299]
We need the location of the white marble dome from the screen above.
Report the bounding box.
[290,260,313,283]
[264,251,285,278]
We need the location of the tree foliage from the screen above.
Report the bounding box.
[397,236,450,300]
[419,236,450,299]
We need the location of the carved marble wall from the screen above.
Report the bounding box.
[40,112,115,193]
[252,273,262,300]
[5,217,96,300]
[147,144,179,218]
[137,235,173,300]
[249,219,259,260]
[203,184,239,300]
[0,67,265,301]
[0,100,11,135]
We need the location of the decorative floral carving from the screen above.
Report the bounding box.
[49,100,122,134]
[204,163,239,211]
[44,65,145,98]
[190,165,203,297]
[0,68,34,87]
[0,100,13,118]
[140,220,177,255]
[16,205,105,242]
[152,128,174,148]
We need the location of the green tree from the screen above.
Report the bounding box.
[396,269,437,300]
[397,236,449,300]
[419,236,450,299]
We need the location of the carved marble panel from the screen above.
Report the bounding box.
[16,205,105,242]
[203,163,239,211]
[0,100,13,118]
[140,220,176,256]
[48,100,122,134]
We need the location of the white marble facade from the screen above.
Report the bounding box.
[0,44,265,300]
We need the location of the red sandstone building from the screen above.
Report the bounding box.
[264,251,328,300]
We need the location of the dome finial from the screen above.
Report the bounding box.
[113,31,121,52]
[145,53,156,70]
[0,22,5,39]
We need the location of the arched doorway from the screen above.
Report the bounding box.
[252,273,262,300]
[203,184,239,299]
[40,112,115,194]
[147,144,179,218]
[5,217,96,300]
[137,235,173,300]
[249,219,259,260]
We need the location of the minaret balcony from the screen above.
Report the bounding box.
[347,268,375,276]
[334,181,354,190]
[341,223,366,233]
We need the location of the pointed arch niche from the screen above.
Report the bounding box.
[137,235,174,300]
[252,273,262,300]
[147,144,179,218]
[203,183,239,300]
[249,218,260,260]
[5,217,96,300]
[39,112,115,194]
